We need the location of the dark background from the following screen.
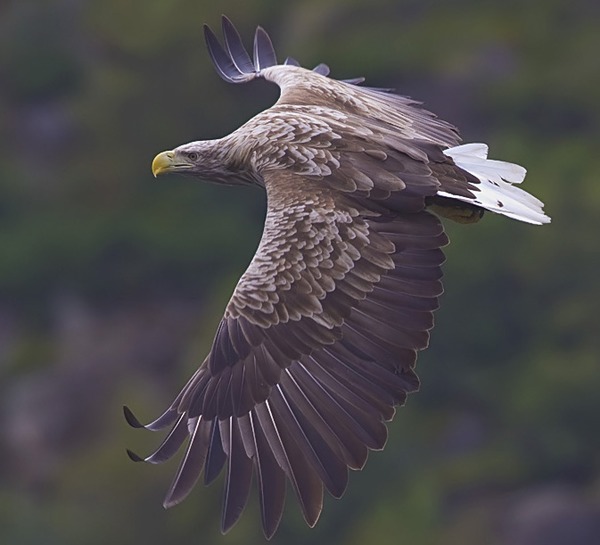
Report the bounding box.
[1,1,598,544]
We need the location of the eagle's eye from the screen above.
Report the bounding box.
[187,152,199,161]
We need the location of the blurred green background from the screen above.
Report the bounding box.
[1,0,599,544]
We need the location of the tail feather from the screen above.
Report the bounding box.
[441,143,551,225]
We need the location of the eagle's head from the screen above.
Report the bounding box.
[152,140,238,182]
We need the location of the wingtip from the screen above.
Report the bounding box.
[260,510,284,540]
[220,516,237,536]
[203,23,220,56]
[162,496,181,510]
[253,25,277,71]
[312,63,330,76]
[284,56,301,66]
[123,405,144,428]
[262,527,277,541]
[202,22,215,41]
[221,15,255,74]
[205,17,259,83]
[126,448,145,462]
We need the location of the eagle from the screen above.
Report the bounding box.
[127,16,550,539]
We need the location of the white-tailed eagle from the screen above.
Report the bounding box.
[127,16,550,539]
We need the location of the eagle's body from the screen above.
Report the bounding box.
[130,17,550,539]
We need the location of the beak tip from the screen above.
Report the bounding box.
[152,150,174,178]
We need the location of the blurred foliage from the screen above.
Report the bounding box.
[1,0,599,544]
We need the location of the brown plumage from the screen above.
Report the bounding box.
[129,16,550,539]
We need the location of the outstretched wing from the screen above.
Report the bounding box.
[127,156,449,538]
[204,16,461,149]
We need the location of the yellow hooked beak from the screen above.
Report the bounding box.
[151,150,175,177]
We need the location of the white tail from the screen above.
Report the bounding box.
[440,143,551,225]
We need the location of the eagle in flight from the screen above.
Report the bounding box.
[127,16,550,539]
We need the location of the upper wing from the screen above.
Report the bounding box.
[204,16,462,149]
[126,160,449,538]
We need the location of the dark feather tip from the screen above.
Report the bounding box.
[284,56,301,66]
[312,63,330,76]
[204,23,246,83]
[123,405,144,428]
[221,16,255,74]
[253,26,277,70]
[126,448,145,462]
